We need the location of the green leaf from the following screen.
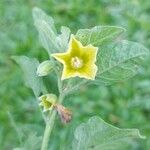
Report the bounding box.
[32,7,70,55]
[72,116,145,150]
[75,26,125,46]
[12,56,43,97]
[95,40,149,84]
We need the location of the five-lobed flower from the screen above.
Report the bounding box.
[51,35,98,80]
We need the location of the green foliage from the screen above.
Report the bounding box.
[0,0,149,150]
[96,40,149,84]
[72,116,145,150]
[75,26,125,46]
[32,7,70,55]
[12,56,44,97]
[76,26,149,84]
[32,7,149,87]
[31,7,149,150]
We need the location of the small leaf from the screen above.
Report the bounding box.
[95,40,149,84]
[72,116,145,150]
[57,26,71,52]
[12,56,43,97]
[32,7,56,33]
[75,26,125,46]
[32,7,70,55]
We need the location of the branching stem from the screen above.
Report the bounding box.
[41,65,87,150]
[41,70,64,150]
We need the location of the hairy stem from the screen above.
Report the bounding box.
[41,110,57,150]
[41,72,64,150]
[41,94,64,150]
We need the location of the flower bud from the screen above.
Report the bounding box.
[39,94,57,112]
[37,60,53,76]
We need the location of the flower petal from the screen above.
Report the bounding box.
[51,53,70,64]
[51,35,98,80]
[78,64,98,80]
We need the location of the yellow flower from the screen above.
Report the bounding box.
[39,94,57,112]
[51,35,98,80]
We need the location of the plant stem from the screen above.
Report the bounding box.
[41,110,57,150]
[41,94,64,150]
[41,73,64,150]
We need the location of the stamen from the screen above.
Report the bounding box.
[71,56,83,69]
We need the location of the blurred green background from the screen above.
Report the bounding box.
[0,0,150,149]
